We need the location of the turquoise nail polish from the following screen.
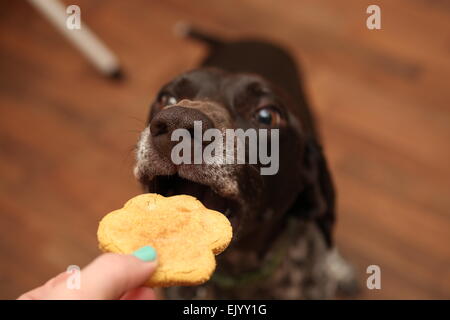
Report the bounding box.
[133,246,157,262]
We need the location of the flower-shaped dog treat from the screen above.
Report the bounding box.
[97,193,232,287]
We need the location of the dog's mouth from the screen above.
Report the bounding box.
[144,174,239,229]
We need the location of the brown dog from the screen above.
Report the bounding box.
[134,26,357,299]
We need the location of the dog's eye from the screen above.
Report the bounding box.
[255,106,281,126]
[158,93,177,107]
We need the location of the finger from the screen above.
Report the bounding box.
[17,272,70,300]
[120,287,156,300]
[47,246,157,300]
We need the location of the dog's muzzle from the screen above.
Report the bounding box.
[150,105,215,161]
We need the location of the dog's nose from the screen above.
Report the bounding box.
[150,105,215,159]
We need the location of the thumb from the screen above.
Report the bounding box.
[48,246,158,300]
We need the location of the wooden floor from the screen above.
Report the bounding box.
[1,0,449,299]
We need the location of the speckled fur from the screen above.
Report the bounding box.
[164,221,357,299]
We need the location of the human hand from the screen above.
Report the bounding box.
[18,246,158,300]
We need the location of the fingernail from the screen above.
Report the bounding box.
[133,246,157,262]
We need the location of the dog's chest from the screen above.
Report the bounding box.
[165,221,336,299]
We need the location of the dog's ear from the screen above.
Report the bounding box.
[289,137,336,247]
